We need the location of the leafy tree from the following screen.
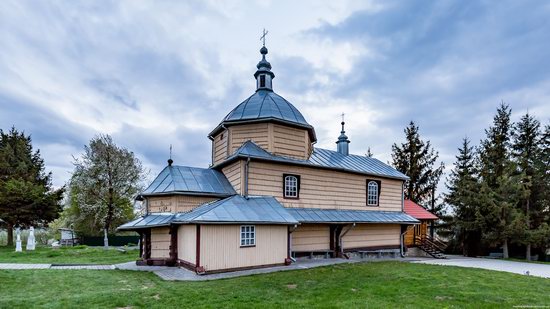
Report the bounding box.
[477,103,520,258]
[0,127,64,245]
[70,134,146,247]
[392,121,445,205]
[445,137,482,256]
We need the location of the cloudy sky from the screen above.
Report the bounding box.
[1,0,549,191]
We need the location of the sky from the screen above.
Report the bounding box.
[1,0,549,192]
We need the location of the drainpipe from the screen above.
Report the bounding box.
[339,223,356,258]
[401,181,405,212]
[400,225,415,258]
[288,224,298,263]
[244,156,250,199]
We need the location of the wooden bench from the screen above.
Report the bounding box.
[292,250,335,259]
[357,249,400,259]
[488,252,504,258]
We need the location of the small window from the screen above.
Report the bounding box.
[220,133,224,140]
[283,174,300,199]
[260,75,266,87]
[240,225,255,247]
[367,180,380,206]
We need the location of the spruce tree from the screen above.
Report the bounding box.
[512,113,542,260]
[445,137,482,256]
[477,103,520,258]
[392,121,445,205]
[0,127,64,245]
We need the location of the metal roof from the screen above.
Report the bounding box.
[117,213,175,230]
[404,200,438,220]
[118,195,298,230]
[174,195,298,225]
[140,165,236,197]
[287,208,419,224]
[217,141,408,180]
[209,90,317,142]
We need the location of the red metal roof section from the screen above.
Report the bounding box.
[404,199,438,220]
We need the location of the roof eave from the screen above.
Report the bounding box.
[137,192,234,200]
[208,118,317,142]
[211,154,408,181]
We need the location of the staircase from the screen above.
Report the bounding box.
[415,236,447,259]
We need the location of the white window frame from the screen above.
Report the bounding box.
[284,175,299,198]
[240,225,256,247]
[367,181,379,206]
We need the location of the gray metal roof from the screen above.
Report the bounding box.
[117,213,175,230]
[287,208,419,224]
[174,195,298,225]
[217,141,408,180]
[118,195,298,230]
[209,90,317,142]
[140,165,236,197]
[224,90,310,127]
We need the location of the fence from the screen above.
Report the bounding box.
[80,235,140,246]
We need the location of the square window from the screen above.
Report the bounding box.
[240,225,255,247]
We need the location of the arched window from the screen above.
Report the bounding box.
[284,174,299,198]
[367,181,379,206]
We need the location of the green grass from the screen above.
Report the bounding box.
[0,245,138,264]
[0,261,549,308]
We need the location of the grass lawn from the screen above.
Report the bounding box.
[1,261,549,308]
[0,245,138,264]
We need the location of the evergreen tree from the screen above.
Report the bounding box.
[445,138,482,256]
[70,134,146,247]
[511,113,543,260]
[0,127,64,245]
[477,103,520,258]
[392,121,445,205]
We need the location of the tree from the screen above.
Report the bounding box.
[70,134,146,247]
[511,113,544,260]
[0,127,64,245]
[445,137,482,256]
[392,121,445,205]
[477,103,520,258]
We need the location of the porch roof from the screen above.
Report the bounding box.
[286,208,419,224]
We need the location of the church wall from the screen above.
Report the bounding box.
[199,225,287,272]
[147,195,219,213]
[272,124,309,159]
[342,224,401,249]
[150,227,170,259]
[221,160,243,194]
[212,130,229,166]
[177,225,196,265]
[247,161,404,212]
[291,224,330,251]
[228,123,270,154]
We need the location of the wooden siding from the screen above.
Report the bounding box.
[272,124,308,159]
[247,161,404,211]
[342,224,400,249]
[177,225,196,264]
[200,225,287,271]
[212,130,229,166]
[291,224,330,251]
[229,123,270,154]
[147,196,219,213]
[150,227,170,258]
[221,160,242,194]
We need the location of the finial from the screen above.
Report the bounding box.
[341,113,345,132]
[260,28,269,47]
[167,144,173,166]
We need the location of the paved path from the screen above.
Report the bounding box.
[0,263,115,270]
[412,255,550,278]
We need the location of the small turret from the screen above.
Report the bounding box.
[254,29,274,91]
[336,114,350,155]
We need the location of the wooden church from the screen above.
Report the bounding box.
[118,43,422,274]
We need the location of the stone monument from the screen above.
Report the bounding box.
[26,226,36,251]
[15,228,22,252]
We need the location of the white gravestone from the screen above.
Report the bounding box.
[15,228,22,252]
[26,226,36,251]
